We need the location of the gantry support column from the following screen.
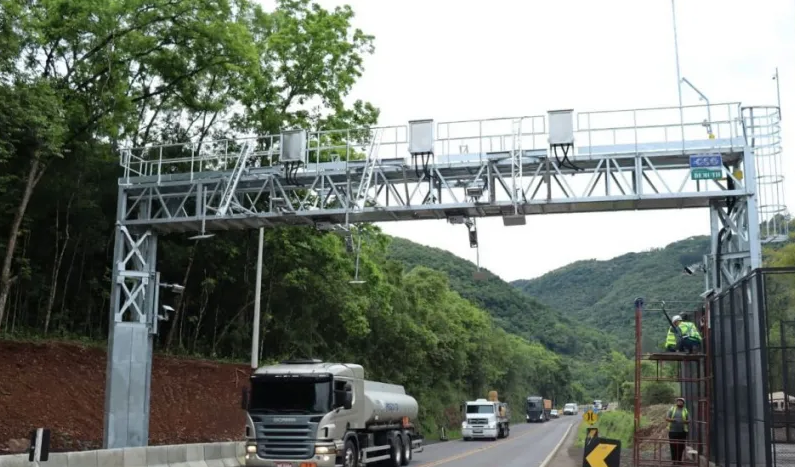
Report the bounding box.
[103,186,159,449]
[707,109,766,465]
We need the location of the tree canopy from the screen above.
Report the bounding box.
[0,0,610,438]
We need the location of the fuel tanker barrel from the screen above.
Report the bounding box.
[363,380,419,424]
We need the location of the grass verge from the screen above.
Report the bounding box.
[575,410,639,448]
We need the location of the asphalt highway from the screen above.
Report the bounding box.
[413,417,575,467]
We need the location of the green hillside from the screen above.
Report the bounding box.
[512,225,795,353]
[511,236,710,351]
[387,236,616,358]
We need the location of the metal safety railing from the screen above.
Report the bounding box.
[118,101,757,185]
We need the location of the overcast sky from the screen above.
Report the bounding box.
[281,0,795,281]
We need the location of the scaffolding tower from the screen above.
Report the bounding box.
[633,298,712,467]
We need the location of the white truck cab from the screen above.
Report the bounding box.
[563,403,578,415]
[461,398,510,441]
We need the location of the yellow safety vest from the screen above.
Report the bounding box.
[685,322,702,342]
[666,322,702,345]
[667,406,689,432]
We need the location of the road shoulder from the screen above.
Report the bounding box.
[544,421,581,467]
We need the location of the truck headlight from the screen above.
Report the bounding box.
[488,422,496,428]
[461,422,467,429]
[246,445,256,453]
[315,445,336,455]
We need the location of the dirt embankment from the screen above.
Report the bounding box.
[0,340,249,453]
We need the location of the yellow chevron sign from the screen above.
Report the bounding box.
[583,438,621,467]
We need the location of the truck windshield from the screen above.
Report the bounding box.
[249,375,332,415]
[466,405,494,414]
[527,400,540,408]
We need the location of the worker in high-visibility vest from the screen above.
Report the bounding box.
[665,315,702,353]
[665,397,689,464]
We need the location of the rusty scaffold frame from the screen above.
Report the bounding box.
[633,298,712,467]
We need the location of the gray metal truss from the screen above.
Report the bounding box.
[106,101,786,448]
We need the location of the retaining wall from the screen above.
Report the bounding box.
[0,441,245,467]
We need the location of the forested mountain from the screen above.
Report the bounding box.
[512,228,795,352]
[512,236,709,350]
[387,237,620,400]
[388,237,615,357]
[0,0,599,437]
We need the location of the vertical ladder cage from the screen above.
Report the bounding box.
[633,298,712,467]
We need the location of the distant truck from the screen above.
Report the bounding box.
[461,390,510,441]
[525,396,551,422]
[593,399,603,411]
[563,403,579,415]
[242,359,424,467]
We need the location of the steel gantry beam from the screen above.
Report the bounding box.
[105,101,787,448]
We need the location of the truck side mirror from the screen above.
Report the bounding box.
[343,391,353,410]
[241,387,249,410]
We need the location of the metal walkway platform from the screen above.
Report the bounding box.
[118,102,756,234]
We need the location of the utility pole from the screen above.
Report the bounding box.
[251,227,264,373]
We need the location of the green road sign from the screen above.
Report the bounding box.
[691,168,723,180]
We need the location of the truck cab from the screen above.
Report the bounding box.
[525,396,547,423]
[242,359,423,467]
[461,399,510,441]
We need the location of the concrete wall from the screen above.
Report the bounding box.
[0,441,245,467]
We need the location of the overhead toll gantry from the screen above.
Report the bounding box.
[106,101,786,450]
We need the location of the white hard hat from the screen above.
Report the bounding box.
[672,315,682,322]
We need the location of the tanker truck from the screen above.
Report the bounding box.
[242,359,424,467]
[461,390,510,441]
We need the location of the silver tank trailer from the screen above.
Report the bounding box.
[362,380,419,425]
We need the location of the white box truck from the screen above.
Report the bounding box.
[242,359,424,467]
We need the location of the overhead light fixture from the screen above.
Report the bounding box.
[683,262,707,275]
[158,304,174,322]
[160,283,185,294]
[188,233,215,240]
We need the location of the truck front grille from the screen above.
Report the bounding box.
[468,418,488,425]
[256,423,314,459]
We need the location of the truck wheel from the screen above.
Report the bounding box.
[341,438,358,467]
[505,424,510,438]
[400,434,412,465]
[388,433,403,467]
